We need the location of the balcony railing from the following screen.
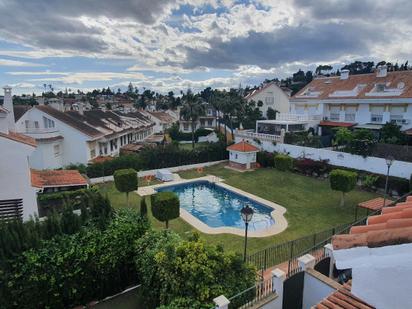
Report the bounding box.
[235,130,284,143]
[22,127,60,139]
[276,113,322,122]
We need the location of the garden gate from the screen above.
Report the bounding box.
[282,270,304,309]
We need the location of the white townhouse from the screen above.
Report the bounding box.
[179,103,218,133]
[15,101,155,170]
[0,86,38,221]
[142,110,178,133]
[291,65,412,134]
[245,82,291,118]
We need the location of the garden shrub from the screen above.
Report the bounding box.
[2,209,149,309]
[134,230,256,308]
[113,168,138,206]
[257,151,275,168]
[294,158,330,176]
[274,154,293,171]
[151,192,180,228]
[140,197,148,218]
[330,169,358,206]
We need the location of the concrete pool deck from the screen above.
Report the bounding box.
[136,175,288,237]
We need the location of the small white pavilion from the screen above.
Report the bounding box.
[227,141,259,170]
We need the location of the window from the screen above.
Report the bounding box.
[390,114,403,125]
[345,113,355,121]
[330,113,340,121]
[265,96,274,105]
[34,121,39,128]
[207,109,213,116]
[53,145,60,157]
[371,114,383,123]
[235,154,238,159]
[207,119,213,126]
[25,120,29,129]
[183,123,189,131]
[200,119,205,126]
[390,106,405,125]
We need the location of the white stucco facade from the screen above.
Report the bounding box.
[333,243,412,309]
[0,137,38,220]
[246,83,290,118]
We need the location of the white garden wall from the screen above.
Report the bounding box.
[235,136,412,179]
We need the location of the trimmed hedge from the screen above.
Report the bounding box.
[113,168,137,206]
[330,169,358,193]
[86,142,228,178]
[274,154,293,171]
[257,151,275,168]
[294,158,330,176]
[151,192,180,228]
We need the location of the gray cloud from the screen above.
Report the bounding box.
[181,22,386,70]
[0,0,177,53]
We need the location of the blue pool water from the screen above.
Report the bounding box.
[156,181,275,231]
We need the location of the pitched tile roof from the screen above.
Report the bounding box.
[148,111,175,123]
[314,281,375,309]
[13,105,31,121]
[293,70,412,100]
[36,105,103,138]
[227,141,259,152]
[0,131,37,147]
[332,197,412,250]
[31,169,87,188]
[245,82,286,99]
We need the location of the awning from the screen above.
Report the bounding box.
[319,121,357,127]
[354,123,383,130]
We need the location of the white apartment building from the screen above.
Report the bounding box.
[142,110,177,133]
[179,103,218,133]
[245,82,291,118]
[0,86,38,221]
[15,102,154,169]
[291,65,412,133]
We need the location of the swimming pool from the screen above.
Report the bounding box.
[156,180,275,231]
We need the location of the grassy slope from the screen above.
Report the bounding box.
[97,164,377,254]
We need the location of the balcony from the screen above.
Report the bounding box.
[22,127,61,140]
[276,113,322,122]
[235,129,284,143]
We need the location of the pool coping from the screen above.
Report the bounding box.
[136,175,288,238]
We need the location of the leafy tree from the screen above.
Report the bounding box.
[266,107,279,120]
[151,192,180,228]
[333,127,353,147]
[113,168,138,207]
[134,230,255,308]
[330,169,358,206]
[180,89,205,149]
[380,122,407,144]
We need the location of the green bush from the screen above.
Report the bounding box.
[2,209,150,309]
[257,151,275,168]
[330,169,358,206]
[134,230,255,308]
[113,168,137,206]
[151,192,180,228]
[274,154,293,171]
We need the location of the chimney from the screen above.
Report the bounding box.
[3,86,15,132]
[340,69,349,80]
[78,103,84,115]
[377,65,387,77]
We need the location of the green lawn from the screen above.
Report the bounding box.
[96,164,378,254]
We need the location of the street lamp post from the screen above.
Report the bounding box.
[241,204,254,262]
[383,155,394,208]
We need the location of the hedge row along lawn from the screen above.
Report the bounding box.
[97,163,378,254]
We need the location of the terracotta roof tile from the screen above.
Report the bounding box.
[314,281,375,309]
[333,196,412,250]
[31,169,87,188]
[227,141,259,152]
[293,70,412,101]
[90,156,114,164]
[358,197,393,211]
[0,131,37,147]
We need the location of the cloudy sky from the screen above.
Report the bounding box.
[0,0,410,95]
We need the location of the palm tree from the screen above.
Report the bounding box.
[180,89,205,149]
